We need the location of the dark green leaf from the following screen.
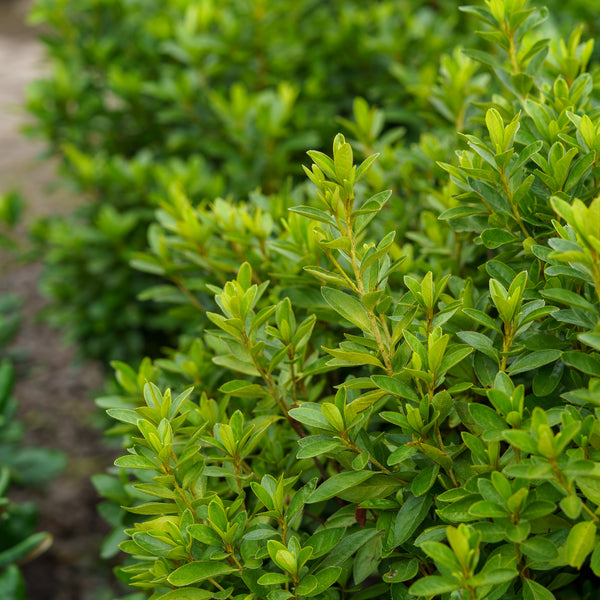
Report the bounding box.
[308,471,374,503]
[508,350,562,375]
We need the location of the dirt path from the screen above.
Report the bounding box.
[1,2,119,598]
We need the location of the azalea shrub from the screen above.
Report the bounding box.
[89,2,600,599]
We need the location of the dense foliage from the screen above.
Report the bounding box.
[26,0,486,364]
[73,1,600,599]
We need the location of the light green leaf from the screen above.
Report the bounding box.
[579,332,600,352]
[167,561,238,586]
[408,575,458,596]
[258,573,290,585]
[565,521,596,569]
[297,436,342,459]
[322,287,372,331]
[481,228,519,249]
[371,375,419,401]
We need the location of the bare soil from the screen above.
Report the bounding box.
[1,2,121,598]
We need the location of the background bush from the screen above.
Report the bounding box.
[26,0,488,364]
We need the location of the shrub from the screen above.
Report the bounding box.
[26,0,488,364]
[91,2,600,599]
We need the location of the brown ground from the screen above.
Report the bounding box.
[1,2,121,598]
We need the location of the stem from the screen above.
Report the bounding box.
[500,322,515,372]
[500,168,531,239]
[346,439,406,484]
[346,230,394,375]
[324,248,359,292]
[209,577,225,591]
[171,276,205,312]
[550,457,600,523]
[288,350,299,405]
[244,332,330,481]
[515,543,528,584]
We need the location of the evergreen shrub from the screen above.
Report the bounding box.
[26,0,481,364]
[92,2,600,599]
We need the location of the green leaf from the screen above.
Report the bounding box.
[322,288,372,331]
[393,495,432,547]
[131,533,174,557]
[469,403,506,431]
[419,541,461,572]
[565,521,596,569]
[289,205,336,226]
[219,380,266,397]
[540,289,599,313]
[353,533,382,584]
[562,351,600,377]
[297,436,342,459]
[383,559,419,584]
[338,474,402,503]
[463,308,502,332]
[106,408,139,425]
[308,471,374,503]
[388,445,418,466]
[167,561,238,586]
[456,331,499,361]
[334,141,353,181]
[438,347,474,375]
[408,575,458,596]
[503,430,538,455]
[258,573,290,585]
[579,332,600,352]
[508,350,562,375]
[590,542,600,576]
[468,501,507,518]
[371,375,418,402]
[188,524,223,547]
[289,404,335,431]
[126,502,179,515]
[411,464,439,497]
[533,360,563,397]
[523,578,556,600]
[323,346,384,368]
[306,528,346,559]
[520,536,558,560]
[304,567,342,597]
[114,455,157,470]
[481,228,519,249]
[212,354,260,377]
[320,529,379,568]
